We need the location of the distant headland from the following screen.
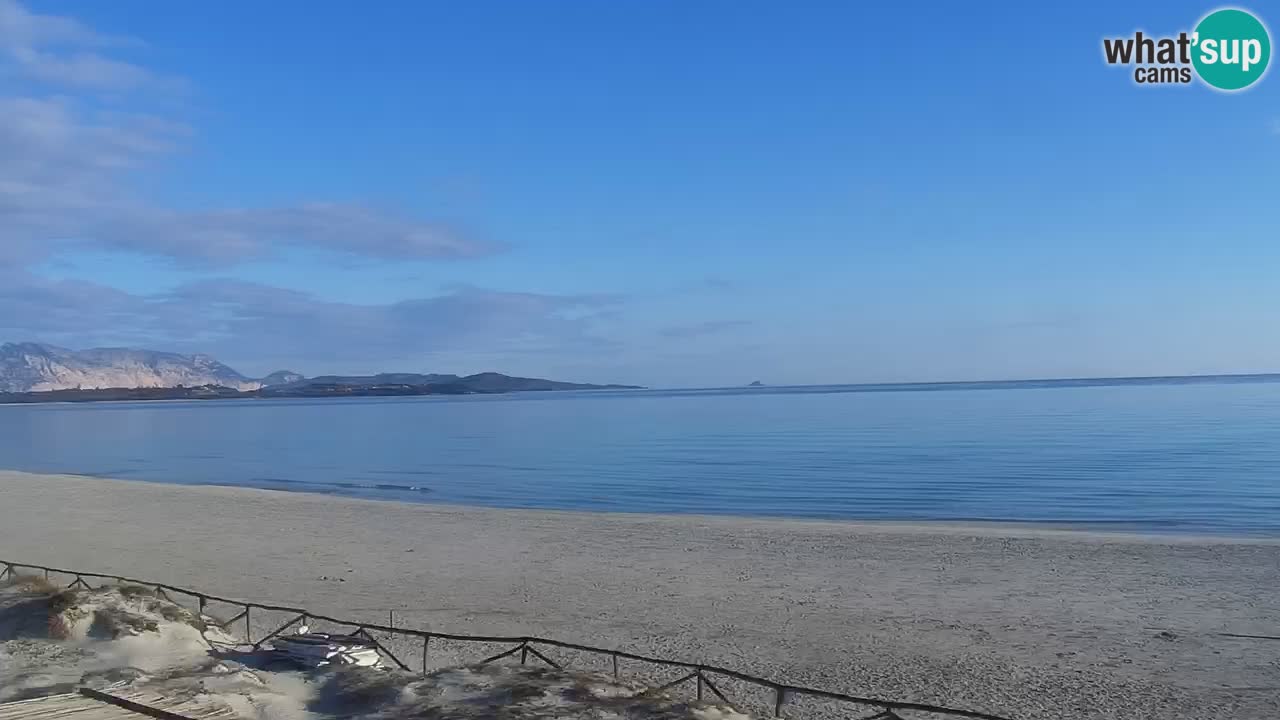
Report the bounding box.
[0,342,642,404]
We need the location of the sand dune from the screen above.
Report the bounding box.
[0,576,749,720]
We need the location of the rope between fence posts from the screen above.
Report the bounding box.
[0,557,1014,720]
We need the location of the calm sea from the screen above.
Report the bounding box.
[2,377,1279,536]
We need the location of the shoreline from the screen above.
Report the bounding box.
[183,483,1280,542]
[3,470,1278,720]
[9,469,1279,543]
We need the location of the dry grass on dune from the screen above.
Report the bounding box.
[308,663,749,720]
[0,575,230,703]
[0,576,206,641]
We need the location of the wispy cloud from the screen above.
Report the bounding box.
[659,320,752,339]
[0,1,495,269]
[696,275,738,292]
[0,271,622,364]
[0,0,134,49]
[671,275,744,295]
[95,203,497,266]
[0,0,157,91]
[8,46,159,91]
[0,93,496,268]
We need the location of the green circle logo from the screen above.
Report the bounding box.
[1192,8,1271,90]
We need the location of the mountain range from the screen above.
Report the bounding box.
[260,372,639,395]
[0,343,639,395]
[0,343,275,392]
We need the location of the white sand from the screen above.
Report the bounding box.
[1,470,1277,720]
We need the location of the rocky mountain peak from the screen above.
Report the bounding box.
[0,343,263,393]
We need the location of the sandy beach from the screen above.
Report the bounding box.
[1,470,1277,720]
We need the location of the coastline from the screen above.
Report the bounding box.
[38,471,1280,543]
[3,470,1279,719]
[5,468,1276,542]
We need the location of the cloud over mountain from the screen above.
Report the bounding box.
[0,270,620,369]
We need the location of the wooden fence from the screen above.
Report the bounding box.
[1,559,1013,720]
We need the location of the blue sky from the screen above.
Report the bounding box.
[0,0,1276,386]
